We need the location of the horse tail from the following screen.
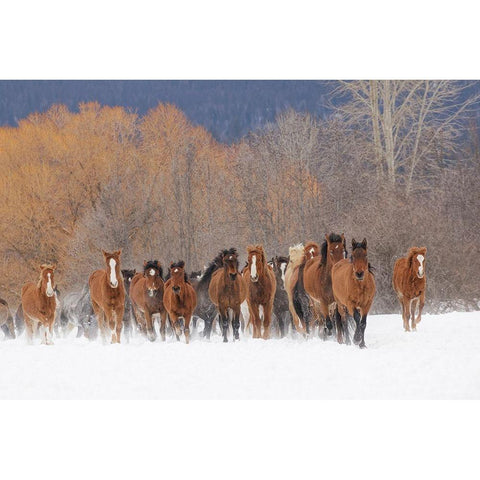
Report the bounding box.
[0,299,16,339]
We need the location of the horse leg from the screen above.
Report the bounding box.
[46,318,55,345]
[24,315,34,345]
[262,304,273,340]
[145,310,157,342]
[334,306,344,344]
[353,308,362,345]
[116,305,124,344]
[416,292,425,326]
[171,314,182,341]
[248,304,260,339]
[220,309,229,343]
[159,310,167,341]
[184,314,192,344]
[132,305,147,337]
[359,314,367,349]
[232,307,241,341]
[92,301,107,343]
[403,299,411,332]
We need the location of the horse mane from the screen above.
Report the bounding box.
[143,260,163,279]
[198,248,237,288]
[288,243,305,267]
[247,244,266,262]
[320,233,345,264]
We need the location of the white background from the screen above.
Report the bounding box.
[1,2,479,479]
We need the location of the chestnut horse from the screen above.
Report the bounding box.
[393,247,427,332]
[163,261,197,344]
[0,298,15,339]
[303,233,347,339]
[242,245,276,339]
[208,248,246,342]
[89,250,125,344]
[130,260,167,341]
[331,239,375,348]
[21,264,58,344]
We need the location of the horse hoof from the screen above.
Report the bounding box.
[359,342,367,349]
[223,338,228,343]
[147,333,156,342]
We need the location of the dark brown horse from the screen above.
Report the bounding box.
[163,261,197,344]
[130,260,167,341]
[331,239,375,348]
[303,233,347,338]
[208,248,246,342]
[270,255,291,337]
[393,246,427,332]
[243,245,276,339]
[21,264,58,344]
[89,250,126,344]
[0,298,15,339]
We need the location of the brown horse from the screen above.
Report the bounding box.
[208,248,246,342]
[21,264,58,344]
[393,246,427,332]
[303,233,347,338]
[242,245,276,339]
[0,298,15,339]
[331,238,375,348]
[89,250,126,344]
[163,261,197,344]
[130,260,167,341]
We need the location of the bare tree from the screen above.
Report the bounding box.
[334,80,480,194]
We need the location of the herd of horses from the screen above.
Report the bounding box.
[0,235,427,348]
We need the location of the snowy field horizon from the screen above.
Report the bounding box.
[1,311,478,399]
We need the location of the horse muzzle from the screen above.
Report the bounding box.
[250,275,259,283]
[172,286,181,294]
[46,288,55,297]
[355,272,365,281]
[229,273,237,281]
[148,288,156,297]
[110,281,118,288]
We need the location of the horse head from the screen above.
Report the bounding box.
[102,249,122,288]
[304,241,320,260]
[247,244,265,283]
[351,238,368,281]
[273,255,288,289]
[222,248,239,281]
[409,247,427,279]
[169,261,186,295]
[143,260,163,297]
[325,233,347,265]
[39,264,56,297]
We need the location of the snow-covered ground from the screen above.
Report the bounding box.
[1,311,479,399]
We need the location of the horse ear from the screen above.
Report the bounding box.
[325,233,329,243]
[341,233,345,242]
[351,238,357,247]
[133,269,136,274]
[421,247,427,254]
[101,249,107,257]
[115,249,122,256]
[143,260,147,266]
[52,265,56,271]
[362,238,367,248]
